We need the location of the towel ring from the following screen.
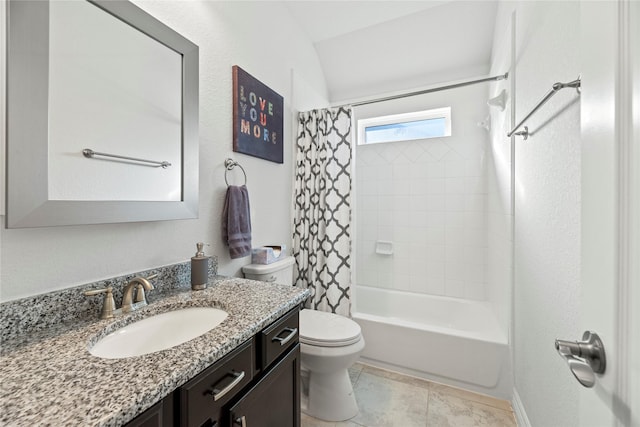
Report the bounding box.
[224,158,247,186]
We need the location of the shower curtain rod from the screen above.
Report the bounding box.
[339,72,509,108]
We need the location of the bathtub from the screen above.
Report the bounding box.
[352,286,512,399]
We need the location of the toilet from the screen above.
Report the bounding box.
[242,256,365,422]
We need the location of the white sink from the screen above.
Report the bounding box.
[89,307,228,359]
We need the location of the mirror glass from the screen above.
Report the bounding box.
[6,0,198,227]
[48,0,183,201]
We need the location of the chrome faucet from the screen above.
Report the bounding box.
[84,273,157,319]
[121,274,157,313]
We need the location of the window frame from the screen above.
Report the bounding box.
[357,107,452,145]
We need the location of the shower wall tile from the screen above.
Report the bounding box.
[361,196,378,212]
[378,210,394,226]
[426,178,446,194]
[378,226,394,241]
[445,279,466,298]
[394,258,411,275]
[393,180,412,195]
[394,164,413,180]
[378,180,394,195]
[425,276,446,296]
[465,281,487,301]
[446,195,466,212]
[445,212,465,228]
[378,196,394,210]
[360,180,378,195]
[445,177,466,194]
[425,212,446,227]
[465,212,486,230]
[361,211,378,226]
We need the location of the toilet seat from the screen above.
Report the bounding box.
[299,309,362,347]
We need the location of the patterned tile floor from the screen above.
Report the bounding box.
[301,363,517,427]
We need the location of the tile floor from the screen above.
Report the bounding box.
[301,363,517,427]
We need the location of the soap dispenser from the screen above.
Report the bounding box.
[191,242,209,290]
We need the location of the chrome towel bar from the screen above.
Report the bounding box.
[82,149,171,168]
[507,76,581,139]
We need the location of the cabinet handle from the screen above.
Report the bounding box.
[271,327,298,346]
[211,370,245,401]
[234,415,247,427]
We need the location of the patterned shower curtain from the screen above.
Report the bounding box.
[292,107,353,316]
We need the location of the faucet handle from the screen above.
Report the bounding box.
[83,286,116,320]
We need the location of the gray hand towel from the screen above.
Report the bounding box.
[222,185,252,259]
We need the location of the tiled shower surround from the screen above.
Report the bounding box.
[355,85,490,300]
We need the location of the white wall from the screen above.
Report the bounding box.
[316,1,497,103]
[501,1,582,426]
[0,1,329,301]
[354,83,490,301]
[486,3,514,350]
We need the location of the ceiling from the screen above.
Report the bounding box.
[283,1,499,103]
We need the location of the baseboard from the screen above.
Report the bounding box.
[512,388,532,427]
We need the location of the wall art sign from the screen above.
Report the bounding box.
[232,65,284,163]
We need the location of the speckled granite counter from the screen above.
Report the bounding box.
[0,277,309,426]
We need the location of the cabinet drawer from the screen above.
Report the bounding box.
[259,308,299,370]
[179,340,254,427]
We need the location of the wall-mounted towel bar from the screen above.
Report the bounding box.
[82,149,171,168]
[224,158,247,186]
[507,76,581,140]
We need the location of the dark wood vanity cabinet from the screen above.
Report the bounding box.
[124,308,300,427]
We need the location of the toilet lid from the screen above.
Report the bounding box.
[299,309,362,347]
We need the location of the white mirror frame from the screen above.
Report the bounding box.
[6,0,199,228]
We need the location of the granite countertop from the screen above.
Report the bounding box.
[0,278,309,427]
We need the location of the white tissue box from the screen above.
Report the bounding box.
[251,245,286,264]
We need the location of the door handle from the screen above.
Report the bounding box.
[234,415,247,427]
[555,331,606,388]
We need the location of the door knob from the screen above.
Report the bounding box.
[555,331,606,388]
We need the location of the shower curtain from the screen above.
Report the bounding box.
[292,107,353,316]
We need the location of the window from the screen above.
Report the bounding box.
[357,107,451,145]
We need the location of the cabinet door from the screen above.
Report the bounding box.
[124,396,173,427]
[228,344,300,427]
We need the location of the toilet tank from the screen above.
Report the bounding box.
[242,256,295,286]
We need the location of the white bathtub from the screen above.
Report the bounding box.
[352,286,512,399]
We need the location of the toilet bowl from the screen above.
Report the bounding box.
[242,256,365,422]
[299,308,364,421]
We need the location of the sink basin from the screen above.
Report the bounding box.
[89,307,228,359]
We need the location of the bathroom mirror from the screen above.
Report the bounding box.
[6,0,199,228]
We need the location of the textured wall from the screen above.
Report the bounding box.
[0,1,328,301]
[507,1,582,425]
